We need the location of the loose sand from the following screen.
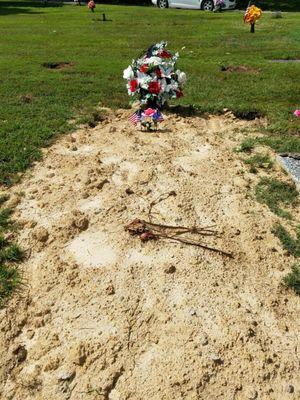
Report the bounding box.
[0,109,299,400]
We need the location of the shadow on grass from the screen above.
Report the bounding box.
[0,0,64,16]
[165,104,265,120]
[166,104,199,117]
[0,6,42,15]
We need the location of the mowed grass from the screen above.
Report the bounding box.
[283,265,300,295]
[0,2,300,185]
[255,177,299,219]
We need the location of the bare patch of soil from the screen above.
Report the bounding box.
[220,65,261,73]
[42,62,74,70]
[19,94,33,103]
[0,110,299,400]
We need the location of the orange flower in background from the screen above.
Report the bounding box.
[244,5,262,24]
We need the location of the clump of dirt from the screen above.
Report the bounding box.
[220,65,260,73]
[19,94,33,103]
[42,62,74,70]
[0,110,300,399]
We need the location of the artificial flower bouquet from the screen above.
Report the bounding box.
[88,0,96,12]
[123,41,186,130]
[214,0,225,11]
[244,5,262,32]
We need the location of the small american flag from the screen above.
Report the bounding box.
[129,110,142,125]
[153,110,164,122]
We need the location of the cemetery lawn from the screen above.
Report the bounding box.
[0,1,300,185]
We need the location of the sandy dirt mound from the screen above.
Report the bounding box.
[0,110,299,400]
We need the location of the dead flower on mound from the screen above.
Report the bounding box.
[125,218,233,258]
[125,191,232,257]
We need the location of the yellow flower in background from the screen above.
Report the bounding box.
[244,5,262,24]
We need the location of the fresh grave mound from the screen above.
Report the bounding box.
[0,111,300,400]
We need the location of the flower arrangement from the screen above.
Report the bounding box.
[214,0,225,11]
[87,0,96,12]
[123,41,186,130]
[244,5,262,32]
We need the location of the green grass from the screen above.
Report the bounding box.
[0,194,9,206]
[283,265,300,295]
[255,177,298,219]
[0,244,23,264]
[0,235,7,249]
[0,263,21,307]
[0,2,300,184]
[273,224,300,257]
[235,138,256,153]
[0,199,22,306]
[0,238,22,305]
[238,135,300,154]
[0,208,13,230]
[275,226,300,296]
[244,153,273,173]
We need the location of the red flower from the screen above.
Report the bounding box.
[140,64,148,73]
[176,90,183,98]
[155,68,162,77]
[144,108,156,117]
[130,79,138,92]
[140,232,155,241]
[148,81,161,95]
[158,50,172,59]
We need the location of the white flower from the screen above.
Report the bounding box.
[177,71,187,85]
[123,66,134,80]
[161,67,173,78]
[145,56,162,66]
[137,71,152,89]
[168,82,179,92]
[159,78,167,92]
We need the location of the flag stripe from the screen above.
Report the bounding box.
[129,111,141,125]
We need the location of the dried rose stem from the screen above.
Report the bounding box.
[156,234,233,258]
[145,221,218,235]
